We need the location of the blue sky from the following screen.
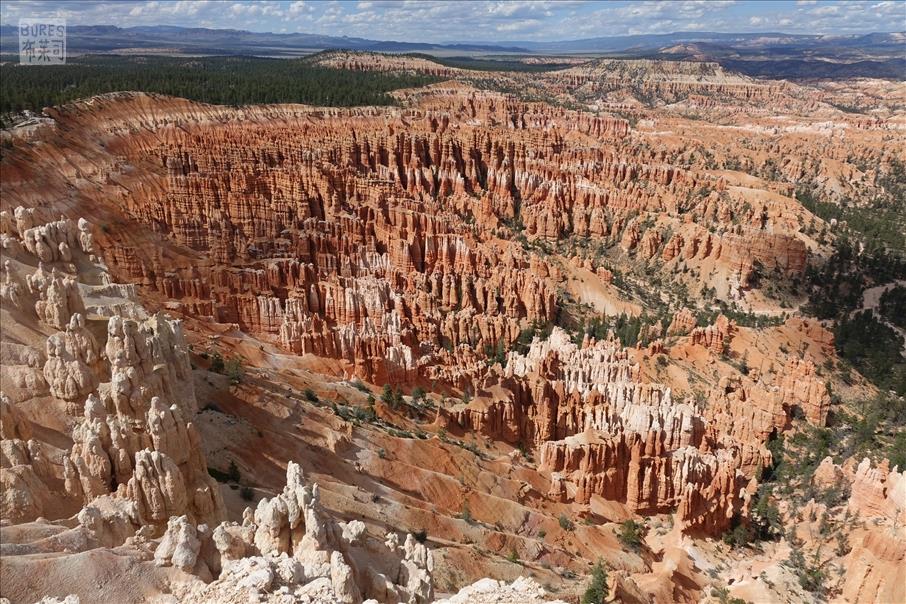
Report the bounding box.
[1,1,903,42]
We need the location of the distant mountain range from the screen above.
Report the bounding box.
[0,25,529,55]
[507,31,905,55]
[1,25,902,79]
[1,25,903,56]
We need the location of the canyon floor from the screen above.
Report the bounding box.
[1,52,904,604]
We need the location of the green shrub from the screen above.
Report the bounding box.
[462,441,483,457]
[303,388,318,402]
[617,519,644,551]
[224,358,244,384]
[879,286,906,329]
[750,485,782,539]
[381,384,404,409]
[559,514,575,531]
[210,351,225,373]
[485,338,507,366]
[889,432,906,471]
[239,486,255,501]
[711,586,748,604]
[724,484,782,547]
[722,521,754,548]
[803,236,906,322]
[581,560,608,604]
[460,503,472,523]
[787,548,826,595]
[835,533,851,557]
[835,310,906,395]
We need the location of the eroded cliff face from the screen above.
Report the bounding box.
[0,63,902,604]
[1,88,816,388]
[444,326,791,536]
[0,210,438,604]
[550,58,792,106]
[0,209,224,530]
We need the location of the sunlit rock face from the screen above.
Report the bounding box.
[0,54,903,604]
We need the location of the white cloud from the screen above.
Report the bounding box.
[496,18,541,32]
[0,0,898,42]
[811,4,841,16]
[287,0,310,16]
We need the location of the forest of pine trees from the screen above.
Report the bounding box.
[0,54,439,121]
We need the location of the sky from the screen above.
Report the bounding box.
[1,1,904,43]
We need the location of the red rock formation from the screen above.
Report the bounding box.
[848,458,906,525]
[0,87,865,554]
[538,431,750,533]
[0,90,818,389]
[690,315,735,354]
[1,58,903,604]
[445,328,752,534]
[842,529,906,604]
[776,358,830,426]
[667,308,697,336]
